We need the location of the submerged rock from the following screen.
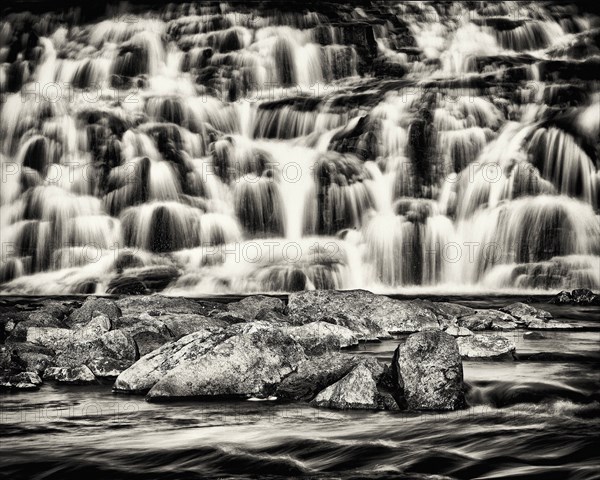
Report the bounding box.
[523,331,546,340]
[456,335,516,360]
[393,331,465,411]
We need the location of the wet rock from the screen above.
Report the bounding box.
[393,331,465,411]
[99,330,137,361]
[459,310,518,331]
[526,319,578,330]
[1,343,54,375]
[145,327,306,400]
[310,364,389,410]
[75,314,111,339]
[114,330,230,394]
[88,357,133,378]
[429,302,476,320]
[44,365,96,384]
[276,354,379,401]
[456,335,516,360]
[133,331,171,357]
[23,327,76,350]
[550,290,572,304]
[7,311,67,341]
[571,289,600,305]
[500,302,552,321]
[66,297,121,327]
[116,295,221,317]
[1,371,43,390]
[288,322,359,355]
[160,314,230,340]
[226,295,285,321]
[287,290,439,340]
[113,314,171,338]
[445,326,473,337]
[524,331,546,340]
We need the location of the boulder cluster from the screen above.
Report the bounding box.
[0,290,581,410]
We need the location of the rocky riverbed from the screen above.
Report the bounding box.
[2,289,597,412]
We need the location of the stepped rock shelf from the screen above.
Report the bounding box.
[2,289,596,410]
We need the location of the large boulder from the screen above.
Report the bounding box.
[226,295,285,321]
[160,314,231,340]
[115,295,222,317]
[113,329,225,394]
[458,310,518,331]
[310,364,393,410]
[456,334,516,360]
[393,331,465,411]
[145,326,306,400]
[276,354,384,401]
[287,290,440,339]
[288,321,359,355]
[66,297,122,327]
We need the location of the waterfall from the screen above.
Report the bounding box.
[1,1,599,294]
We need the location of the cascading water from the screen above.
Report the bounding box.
[1,1,599,294]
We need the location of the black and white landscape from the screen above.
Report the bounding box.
[1,1,599,479]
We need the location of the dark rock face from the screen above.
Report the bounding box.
[393,331,465,411]
[551,289,600,305]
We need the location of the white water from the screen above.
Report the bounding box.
[0,2,599,294]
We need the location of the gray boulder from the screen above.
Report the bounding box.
[500,302,552,321]
[145,327,306,400]
[456,334,516,360]
[445,326,473,337]
[288,322,359,355]
[113,329,225,394]
[44,365,96,384]
[310,364,391,410]
[226,295,285,321]
[394,331,465,410]
[116,295,219,316]
[276,354,384,401]
[0,371,43,390]
[66,297,121,327]
[287,290,440,339]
